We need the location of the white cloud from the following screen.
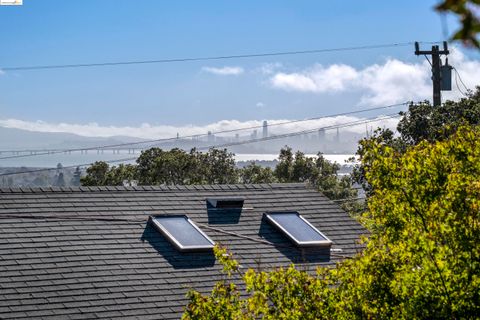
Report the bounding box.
[0,115,399,139]
[271,64,358,93]
[202,66,244,76]
[357,59,430,105]
[269,47,480,105]
[256,102,265,108]
[258,62,283,75]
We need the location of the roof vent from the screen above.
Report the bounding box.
[206,197,244,209]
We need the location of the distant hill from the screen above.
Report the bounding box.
[0,124,363,154]
[0,126,145,150]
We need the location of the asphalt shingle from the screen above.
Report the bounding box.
[0,183,365,319]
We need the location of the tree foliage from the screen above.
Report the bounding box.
[398,88,480,144]
[80,161,109,186]
[337,124,480,319]
[183,245,336,320]
[81,148,238,186]
[81,147,356,202]
[183,125,480,319]
[239,162,276,184]
[81,161,137,186]
[274,147,357,200]
[353,87,480,193]
[436,0,480,47]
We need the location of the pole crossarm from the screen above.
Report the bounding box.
[415,41,449,55]
[414,41,450,106]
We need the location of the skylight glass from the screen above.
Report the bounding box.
[150,215,215,252]
[264,212,332,247]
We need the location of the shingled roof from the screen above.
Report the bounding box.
[0,183,365,319]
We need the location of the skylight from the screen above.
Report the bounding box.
[150,215,215,252]
[264,212,332,247]
[206,197,244,209]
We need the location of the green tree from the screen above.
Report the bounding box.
[274,147,357,200]
[136,148,170,185]
[104,164,137,186]
[82,148,239,186]
[197,148,238,184]
[436,0,480,47]
[80,161,110,186]
[273,147,295,182]
[335,125,480,319]
[184,125,480,319]
[81,146,356,204]
[136,148,199,185]
[239,162,276,184]
[353,87,480,193]
[398,89,480,145]
[81,162,137,186]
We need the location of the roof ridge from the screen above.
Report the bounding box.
[0,183,308,194]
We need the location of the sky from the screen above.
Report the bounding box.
[0,0,479,139]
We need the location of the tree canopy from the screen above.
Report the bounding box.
[274,147,356,200]
[81,148,239,186]
[353,87,480,193]
[183,125,480,319]
[81,146,356,202]
[436,0,480,47]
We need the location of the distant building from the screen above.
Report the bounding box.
[262,120,268,138]
[318,128,326,141]
[207,131,214,143]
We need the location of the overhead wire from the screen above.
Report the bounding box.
[0,42,438,72]
[453,68,467,96]
[0,102,408,160]
[0,112,403,177]
[453,67,470,95]
[198,114,400,150]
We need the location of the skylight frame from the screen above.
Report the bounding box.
[150,215,215,252]
[264,211,333,247]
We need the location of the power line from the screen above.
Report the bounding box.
[453,67,470,95]
[453,68,467,96]
[0,42,437,72]
[0,113,402,178]
[0,102,408,160]
[198,114,400,150]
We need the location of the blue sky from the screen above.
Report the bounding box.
[0,0,478,137]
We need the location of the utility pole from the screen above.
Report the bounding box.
[415,41,451,106]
